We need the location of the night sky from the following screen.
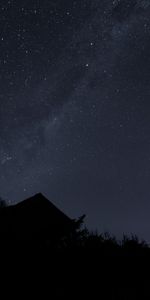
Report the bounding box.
[1,0,150,240]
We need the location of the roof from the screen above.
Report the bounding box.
[15,193,71,223]
[0,193,74,241]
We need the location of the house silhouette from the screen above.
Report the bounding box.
[0,193,74,245]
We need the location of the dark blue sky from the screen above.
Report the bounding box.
[1,0,150,241]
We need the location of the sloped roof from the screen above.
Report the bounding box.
[15,193,71,223]
[0,193,73,240]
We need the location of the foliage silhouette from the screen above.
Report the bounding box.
[0,193,149,299]
[0,197,7,208]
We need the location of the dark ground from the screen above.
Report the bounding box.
[0,195,149,299]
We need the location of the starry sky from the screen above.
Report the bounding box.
[1,0,150,240]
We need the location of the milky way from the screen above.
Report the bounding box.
[1,0,150,240]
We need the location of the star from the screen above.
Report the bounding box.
[0,0,149,242]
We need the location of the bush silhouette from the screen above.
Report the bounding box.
[0,193,149,299]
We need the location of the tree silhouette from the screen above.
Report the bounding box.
[0,197,7,208]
